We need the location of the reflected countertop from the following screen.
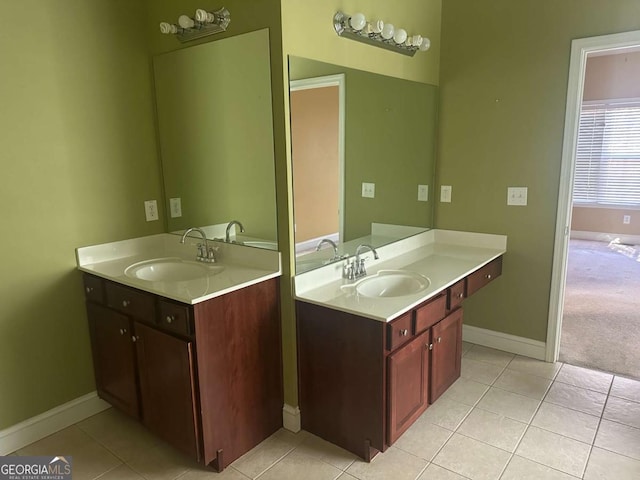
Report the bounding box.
[76,234,281,305]
[294,230,507,322]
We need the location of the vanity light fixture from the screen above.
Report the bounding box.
[159,7,230,43]
[333,11,430,57]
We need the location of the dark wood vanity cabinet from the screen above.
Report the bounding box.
[82,273,283,471]
[297,256,501,461]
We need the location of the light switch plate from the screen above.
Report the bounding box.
[440,185,452,203]
[169,197,182,218]
[418,185,429,202]
[144,200,159,221]
[507,187,528,206]
[362,182,375,198]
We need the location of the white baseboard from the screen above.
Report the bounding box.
[0,391,110,455]
[282,404,301,433]
[571,230,640,245]
[463,325,546,361]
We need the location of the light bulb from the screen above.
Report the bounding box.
[159,22,177,34]
[419,37,431,51]
[368,19,384,34]
[349,13,366,31]
[411,35,423,48]
[393,28,407,45]
[178,15,195,29]
[195,9,211,22]
[381,23,395,40]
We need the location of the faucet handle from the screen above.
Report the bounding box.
[196,243,207,261]
[206,245,218,263]
[359,258,367,276]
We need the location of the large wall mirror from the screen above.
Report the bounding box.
[289,56,438,273]
[153,29,278,249]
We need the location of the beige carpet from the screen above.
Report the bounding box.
[559,239,640,379]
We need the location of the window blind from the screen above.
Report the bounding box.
[574,100,640,207]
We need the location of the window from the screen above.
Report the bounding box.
[574,100,640,207]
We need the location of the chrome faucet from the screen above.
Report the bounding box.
[315,238,339,261]
[225,220,245,243]
[344,244,379,280]
[180,227,216,263]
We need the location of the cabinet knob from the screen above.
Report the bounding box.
[427,343,433,350]
[400,329,408,336]
[166,315,174,324]
[457,292,464,299]
[437,336,442,343]
[485,274,492,280]
[85,286,93,294]
[131,335,139,343]
[119,328,127,335]
[122,300,131,308]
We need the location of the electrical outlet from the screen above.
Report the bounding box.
[623,215,631,224]
[507,187,528,206]
[169,197,182,218]
[362,182,375,198]
[418,185,429,202]
[440,185,452,203]
[144,200,158,221]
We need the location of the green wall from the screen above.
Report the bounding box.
[437,0,640,342]
[0,0,162,429]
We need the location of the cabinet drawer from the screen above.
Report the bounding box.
[466,256,502,297]
[414,294,446,334]
[158,300,192,337]
[83,274,105,304]
[387,312,413,351]
[447,280,465,311]
[106,282,155,321]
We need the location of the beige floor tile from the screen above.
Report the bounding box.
[231,435,297,479]
[493,370,553,400]
[476,387,540,423]
[336,474,358,480]
[419,397,473,431]
[257,450,342,480]
[439,377,490,406]
[393,416,452,461]
[272,428,311,447]
[532,402,600,444]
[583,447,640,480]
[555,364,613,394]
[16,426,121,480]
[77,408,161,462]
[594,419,640,461]
[610,376,640,402]
[603,396,640,429]
[545,381,607,416]
[501,455,578,480]
[96,464,147,480]
[295,433,357,470]
[464,345,515,368]
[462,341,474,355]
[416,463,467,479]
[461,358,505,385]
[433,433,510,480]
[346,446,427,480]
[125,440,198,480]
[179,466,251,479]
[456,408,527,452]
[506,356,562,379]
[516,426,591,477]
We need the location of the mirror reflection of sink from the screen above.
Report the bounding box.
[341,270,430,298]
[125,257,224,282]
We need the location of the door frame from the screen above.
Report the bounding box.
[546,29,640,362]
[290,74,346,248]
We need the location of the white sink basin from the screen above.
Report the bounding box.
[342,270,431,298]
[125,257,224,282]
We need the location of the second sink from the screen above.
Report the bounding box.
[341,270,431,298]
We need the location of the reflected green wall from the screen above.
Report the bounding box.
[437,0,640,341]
[0,0,162,429]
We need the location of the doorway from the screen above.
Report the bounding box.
[547,30,640,372]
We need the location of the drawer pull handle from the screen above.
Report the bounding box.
[457,292,464,299]
[485,274,492,280]
[437,336,442,343]
[131,335,139,343]
[427,343,433,351]
[119,328,127,335]
[122,300,131,308]
[85,286,94,294]
[400,329,408,336]
[166,315,174,324]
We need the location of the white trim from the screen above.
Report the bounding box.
[548,29,640,363]
[0,392,110,455]
[463,325,546,361]
[570,230,640,245]
[282,404,301,433]
[290,74,346,253]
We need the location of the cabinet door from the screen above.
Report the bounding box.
[430,308,463,402]
[86,303,139,418]
[387,330,430,445]
[134,322,200,461]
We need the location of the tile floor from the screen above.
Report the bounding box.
[10,343,640,479]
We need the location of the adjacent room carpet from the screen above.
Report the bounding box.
[560,239,640,379]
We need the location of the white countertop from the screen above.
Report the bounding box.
[294,230,507,322]
[76,234,282,305]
